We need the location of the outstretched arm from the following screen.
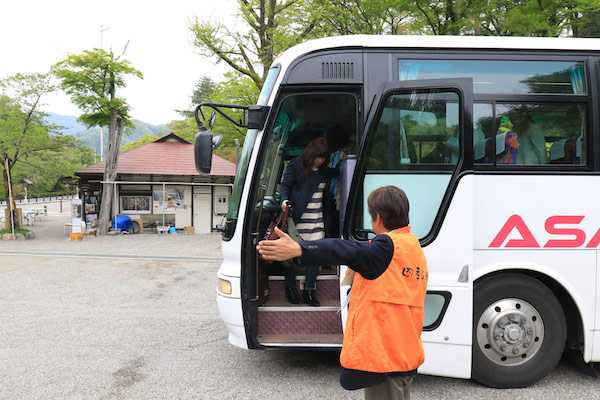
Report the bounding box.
[256,227,394,280]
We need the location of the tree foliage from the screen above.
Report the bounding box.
[190,0,321,89]
[0,73,81,207]
[309,0,415,35]
[177,75,218,118]
[53,47,143,235]
[53,48,143,129]
[312,0,600,37]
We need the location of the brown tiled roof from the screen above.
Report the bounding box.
[76,141,235,177]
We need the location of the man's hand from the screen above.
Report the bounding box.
[281,200,289,211]
[256,227,302,261]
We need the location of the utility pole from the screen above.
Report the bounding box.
[99,25,110,161]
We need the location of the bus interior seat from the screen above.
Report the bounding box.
[473,128,486,161]
[477,131,519,164]
[549,138,578,164]
[496,131,519,164]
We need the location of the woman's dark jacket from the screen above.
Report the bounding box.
[279,158,339,238]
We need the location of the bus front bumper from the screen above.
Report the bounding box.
[216,275,247,349]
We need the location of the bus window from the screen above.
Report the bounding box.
[495,103,586,165]
[399,60,587,95]
[474,103,494,164]
[356,89,460,240]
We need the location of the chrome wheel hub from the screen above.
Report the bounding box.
[476,298,544,366]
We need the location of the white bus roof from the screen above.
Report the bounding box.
[276,35,600,66]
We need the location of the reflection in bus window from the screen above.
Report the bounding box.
[474,103,493,164]
[367,91,459,169]
[399,60,587,95]
[358,89,460,240]
[495,103,586,165]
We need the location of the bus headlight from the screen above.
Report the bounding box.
[218,278,232,295]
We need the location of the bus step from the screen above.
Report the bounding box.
[258,334,343,346]
[258,303,343,336]
[267,276,340,302]
[260,299,340,309]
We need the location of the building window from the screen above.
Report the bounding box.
[121,196,151,214]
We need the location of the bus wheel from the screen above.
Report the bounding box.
[472,274,566,388]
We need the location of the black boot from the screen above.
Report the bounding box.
[303,289,320,307]
[285,287,302,304]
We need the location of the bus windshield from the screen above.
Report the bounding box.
[223,67,280,239]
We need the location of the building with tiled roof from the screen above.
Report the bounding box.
[76,133,236,233]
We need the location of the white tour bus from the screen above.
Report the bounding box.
[194,35,600,388]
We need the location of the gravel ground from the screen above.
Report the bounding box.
[0,201,223,259]
[1,201,599,399]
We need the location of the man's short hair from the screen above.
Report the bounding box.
[367,186,410,231]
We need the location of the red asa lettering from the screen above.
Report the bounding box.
[489,215,540,248]
[543,216,586,248]
[586,228,600,248]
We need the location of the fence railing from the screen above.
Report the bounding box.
[0,194,75,205]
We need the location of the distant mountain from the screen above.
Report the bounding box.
[46,113,170,154]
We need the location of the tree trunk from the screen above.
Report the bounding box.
[2,167,10,208]
[97,110,123,235]
[2,167,11,228]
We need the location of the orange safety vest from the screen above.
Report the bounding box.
[340,226,428,373]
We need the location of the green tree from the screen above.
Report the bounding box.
[166,72,259,163]
[309,0,414,35]
[570,2,600,37]
[190,0,321,90]
[463,0,600,37]
[53,46,143,235]
[177,75,218,118]
[9,145,95,198]
[0,73,78,227]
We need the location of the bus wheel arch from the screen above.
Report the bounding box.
[472,271,575,388]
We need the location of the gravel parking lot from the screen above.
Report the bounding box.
[1,202,598,399]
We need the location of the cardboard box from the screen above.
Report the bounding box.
[131,218,143,234]
[184,226,195,234]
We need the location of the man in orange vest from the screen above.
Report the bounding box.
[257,186,428,399]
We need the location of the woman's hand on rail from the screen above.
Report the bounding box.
[256,227,302,261]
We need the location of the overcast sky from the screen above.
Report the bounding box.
[0,0,236,125]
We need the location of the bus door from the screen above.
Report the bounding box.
[342,78,475,379]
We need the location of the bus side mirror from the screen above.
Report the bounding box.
[247,105,270,130]
[194,123,222,175]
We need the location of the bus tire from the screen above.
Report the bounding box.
[472,274,566,388]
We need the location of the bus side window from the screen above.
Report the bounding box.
[357,89,460,240]
[495,103,586,166]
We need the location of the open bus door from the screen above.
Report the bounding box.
[340,78,475,379]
